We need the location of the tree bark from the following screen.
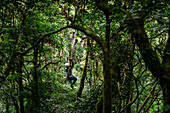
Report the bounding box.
[95,95,103,113]
[16,55,24,113]
[5,99,9,113]
[103,48,112,113]
[161,25,170,112]
[11,94,19,113]
[102,14,112,113]
[33,42,39,112]
[77,39,89,100]
[137,81,158,113]
[130,19,170,113]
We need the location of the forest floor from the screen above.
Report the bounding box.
[52,74,102,113]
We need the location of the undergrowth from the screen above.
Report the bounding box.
[37,70,102,113]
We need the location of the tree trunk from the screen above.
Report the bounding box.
[102,14,112,113]
[159,78,170,112]
[96,95,103,113]
[126,55,135,113]
[103,48,112,113]
[161,26,170,112]
[5,99,9,113]
[11,94,19,113]
[77,39,89,100]
[130,19,170,113]
[18,55,24,113]
[93,61,96,83]
[89,70,92,87]
[33,44,39,112]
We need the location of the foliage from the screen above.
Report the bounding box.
[0,0,170,113]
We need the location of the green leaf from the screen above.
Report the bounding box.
[164,104,170,111]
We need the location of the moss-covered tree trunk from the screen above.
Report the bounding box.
[33,43,39,112]
[161,25,170,112]
[69,15,112,113]
[18,55,24,113]
[77,39,89,100]
[102,14,112,113]
[96,95,103,113]
[130,19,170,113]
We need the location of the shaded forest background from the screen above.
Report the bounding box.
[0,0,170,113]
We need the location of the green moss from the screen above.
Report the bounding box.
[95,95,103,113]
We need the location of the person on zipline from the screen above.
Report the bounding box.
[65,58,77,88]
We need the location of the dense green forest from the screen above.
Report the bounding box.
[0,0,170,113]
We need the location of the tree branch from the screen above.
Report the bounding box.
[67,24,105,49]
[130,19,164,78]
[17,24,105,55]
[42,60,61,70]
[17,26,69,55]
[120,78,139,113]
[1,24,105,87]
[137,81,158,113]
[145,88,161,112]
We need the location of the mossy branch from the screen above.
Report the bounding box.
[42,60,61,70]
[17,26,69,55]
[120,78,140,113]
[67,24,105,49]
[137,81,158,113]
[17,24,105,55]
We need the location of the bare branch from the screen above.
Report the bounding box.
[42,60,61,70]
[120,78,139,113]
[137,81,158,113]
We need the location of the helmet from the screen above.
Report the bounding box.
[65,63,69,67]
